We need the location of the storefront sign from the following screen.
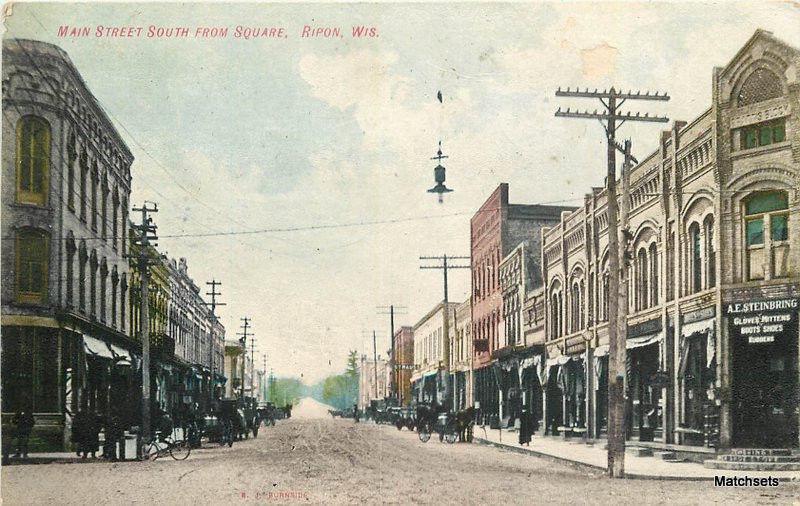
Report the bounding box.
[725,298,799,345]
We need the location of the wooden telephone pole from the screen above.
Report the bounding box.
[205,279,225,407]
[420,255,470,409]
[377,305,408,403]
[132,202,158,445]
[555,87,669,477]
[237,317,252,400]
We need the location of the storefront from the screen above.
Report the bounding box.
[626,324,663,442]
[678,312,716,446]
[727,298,799,448]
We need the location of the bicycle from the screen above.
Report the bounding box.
[139,432,191,461]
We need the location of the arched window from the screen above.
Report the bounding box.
[649,243,659,305]
[636,249,648,310]
[100,260,108,322]
[704,216,716,288]
[736,68,783,106]
[15,116,51,206]
[550,282,563,338]
[16,228,49,304]
[89,251,98,317]
[80,151,88,221]
[67,131,76,211]
[744,191,790,280]
[66,236,76,307]
[78,242,87,312]
[111,268,119,328]
[689,223,702,294]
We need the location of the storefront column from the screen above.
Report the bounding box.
[718,316,732,448]
[587,348,595,438]
[663,315,675,444]
[673,312,682,445]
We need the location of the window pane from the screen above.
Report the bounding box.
[746,192,788,215]
[743,128,758,149]
[746,219,764,245]
[773,122,786,143]
[771,215,788,242]
[759,126,772,146]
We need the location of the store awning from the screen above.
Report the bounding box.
[422,369,438,378]
[626,331,662,350]
[108,343,132,365]
[681,318,715,339]
[83,335,115,360]
[593,345,609,357]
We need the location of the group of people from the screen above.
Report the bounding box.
[71,408,126,460]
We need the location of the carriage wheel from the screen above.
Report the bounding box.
[418,427,431,443]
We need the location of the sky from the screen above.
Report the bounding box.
[4,1,799,384]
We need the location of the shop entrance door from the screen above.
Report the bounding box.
[732,328,798,448]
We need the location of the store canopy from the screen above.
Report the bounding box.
[108,343,132,365]
[422,369,438,378]
[626,331,662,350]
[83,335,115,360]
[593,345,609,357]
[681,318,715,339]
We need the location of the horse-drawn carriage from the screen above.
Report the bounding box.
[391,407,416,431]
[415,404,474,444]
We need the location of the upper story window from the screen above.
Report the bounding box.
[16,228,49,304]
[739,119,786,150]
[736,68,783,107]
[689,223,702,294]
[744,191,790,280]
[16,116,51,206]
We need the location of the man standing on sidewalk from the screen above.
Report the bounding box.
[12,407,35,458]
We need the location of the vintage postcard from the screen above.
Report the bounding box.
[1,1,799,504]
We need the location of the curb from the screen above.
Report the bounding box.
[475,438,729,482]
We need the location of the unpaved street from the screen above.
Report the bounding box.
[2,404,799,505]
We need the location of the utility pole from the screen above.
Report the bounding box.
[372,330,379,400]
[555,86,668,478]
[420,254,470,410]
[237,317,252,400]
[262,354,267,402]
[132,202,158,445]
[377,305,408,403]
[249,335,256,400]
[205,279,225,407]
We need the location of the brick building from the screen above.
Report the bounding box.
[393,326,414,406]
[470,183,575,420]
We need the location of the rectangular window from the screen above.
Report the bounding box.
[739,119,787,150]
[746,219,764,246]
[771,215,789,242]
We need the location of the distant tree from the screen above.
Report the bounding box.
[314,351,360,410]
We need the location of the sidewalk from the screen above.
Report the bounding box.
[474,427,800,481]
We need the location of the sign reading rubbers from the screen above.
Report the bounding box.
[725,298,799,345]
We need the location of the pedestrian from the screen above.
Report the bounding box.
[518,407,532,446]
[84,411,101,459]
[353,403,359,423]
[104,413,124,461]
[12,407,35,458]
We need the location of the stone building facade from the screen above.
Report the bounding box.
[411,301,458,405]
[539,30,799,450]
[1,39,134,450]
[449,298,472,410]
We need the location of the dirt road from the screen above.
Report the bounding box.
[2,411,797,505]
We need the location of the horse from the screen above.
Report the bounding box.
[455,406,475,442]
